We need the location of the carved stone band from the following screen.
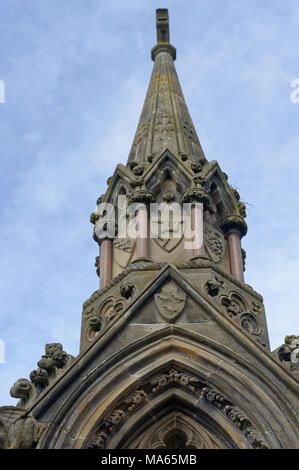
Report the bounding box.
[151,44,176,61]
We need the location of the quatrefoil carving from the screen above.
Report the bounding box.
[220,292,248,317]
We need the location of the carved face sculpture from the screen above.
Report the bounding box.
[52,350,67,369]
[10,379,32,399]
[30,369,49,387]
[45,343,63,358]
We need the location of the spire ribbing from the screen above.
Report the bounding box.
[127,9,205,165]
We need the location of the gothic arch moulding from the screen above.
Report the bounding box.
[36,329,299,449]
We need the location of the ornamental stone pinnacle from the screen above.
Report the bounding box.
[128,9,205,165]
[2,8,298,450]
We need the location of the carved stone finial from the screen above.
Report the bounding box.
[151,9,176,61]
[156,8,170,44]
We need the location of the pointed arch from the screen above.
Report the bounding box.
[37,329,298,449]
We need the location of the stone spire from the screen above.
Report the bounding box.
[127,9,205,165]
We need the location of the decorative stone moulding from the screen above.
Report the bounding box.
[128,189,155,205]
[220,214,248,238]
[203,224,225,263]
[86,366,268,450]
[151,44,176,61]
[182,187,210,209]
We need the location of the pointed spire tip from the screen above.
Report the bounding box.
[152,8,176,61]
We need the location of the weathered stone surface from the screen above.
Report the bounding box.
[5,8,299,450]
[0,407,46,449]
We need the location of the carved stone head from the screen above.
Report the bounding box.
[52,349,68,369]
[30,369,49,387]
[45,343,63,358]
[10,379,32,399]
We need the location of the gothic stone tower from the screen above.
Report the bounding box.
[1,9,298,450]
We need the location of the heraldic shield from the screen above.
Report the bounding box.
[154,282,187,322]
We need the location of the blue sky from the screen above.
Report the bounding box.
[0,0,298,405]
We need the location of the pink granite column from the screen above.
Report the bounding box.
[191,203,205,257]
[220,215,247,283]
[227,230,244,282]
[100,238,112,288]
[136,204,149,259]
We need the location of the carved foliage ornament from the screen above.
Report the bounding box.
[86,367,268,450]
[220,292,265,346]
[85,296,126,342]
[204,224,225,263]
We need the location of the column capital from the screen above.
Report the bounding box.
[128,189,155,206]
[182,187,210,209]
[93,226,115,245]
[151,43,176,61]
[220,214,248,238]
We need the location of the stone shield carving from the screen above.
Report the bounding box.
[204,224,225,263]
[152,213,184,252]
[154,283,186,322]
[113,238,135,268]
